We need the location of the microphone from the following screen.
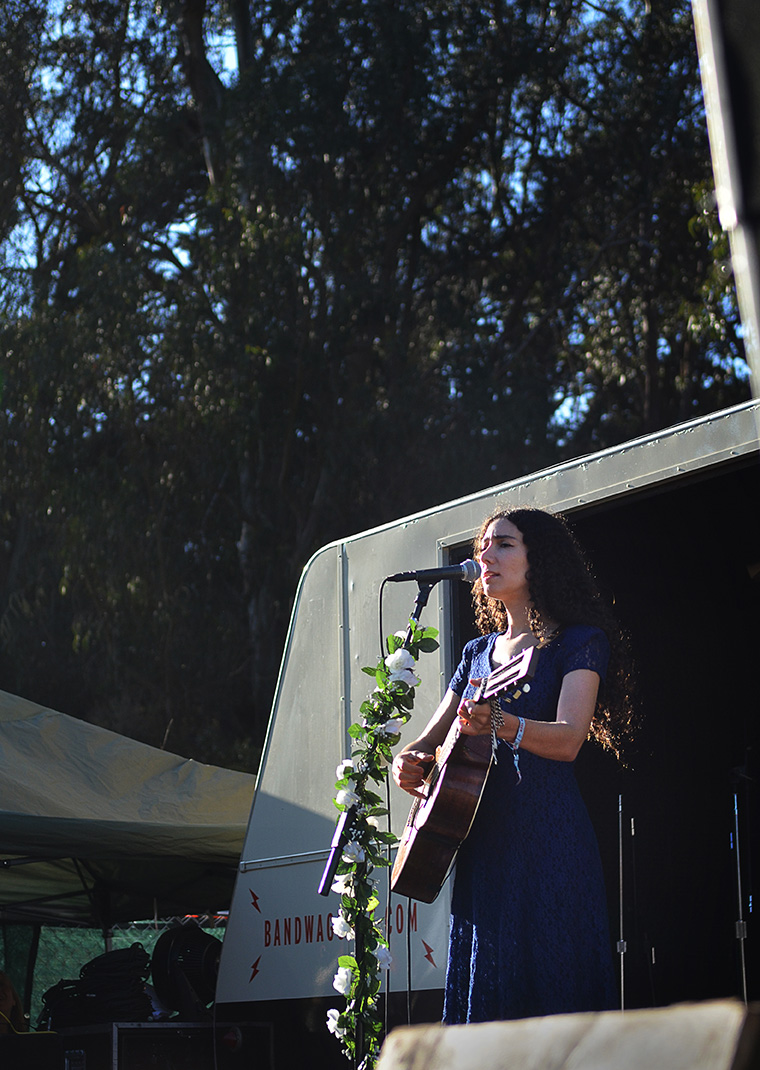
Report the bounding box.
[386,559,481,584]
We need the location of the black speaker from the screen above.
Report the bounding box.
[0,1033,65,1070]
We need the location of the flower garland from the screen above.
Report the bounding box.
[326,619,439,1069]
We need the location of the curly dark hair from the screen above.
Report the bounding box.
[472,507,636,756]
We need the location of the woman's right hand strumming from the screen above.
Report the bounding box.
[392,749,435,797]
[392,688,461,798]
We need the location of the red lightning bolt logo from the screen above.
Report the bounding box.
[249,889,261,912]
[422,940,436,968]
[249,955,261,982]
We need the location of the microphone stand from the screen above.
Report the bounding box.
[402,581,436,649]
[318,581,436,898]
[317,580,438,1069]
[395,583,436,1028]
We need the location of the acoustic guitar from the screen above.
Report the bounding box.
[390,645,540,903]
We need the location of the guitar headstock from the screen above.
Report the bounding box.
[476,646,540,702]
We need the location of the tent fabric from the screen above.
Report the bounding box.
[0,690,255,924]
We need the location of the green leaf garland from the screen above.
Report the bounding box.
[326,619,439,1068]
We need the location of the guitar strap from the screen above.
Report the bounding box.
[488,696,503,763]
[489,696,526,783]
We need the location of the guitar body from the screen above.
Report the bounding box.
[391,731,491,903]
[391,646,540,903]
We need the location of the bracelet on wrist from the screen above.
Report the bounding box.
[489,696,525,784]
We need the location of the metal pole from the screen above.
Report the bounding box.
[733,791,749,1004]
[617,794,627,1010]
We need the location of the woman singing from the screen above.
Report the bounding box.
[392,507,634,1023]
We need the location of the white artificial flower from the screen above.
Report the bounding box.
[378,717,404,736]
[342,841,365,864]
[336,758,355,780]
[331,872,354,895]
[333,965,354,996]
[335,787,360,808]
[375,946,393,970]
[385,648,415,673]
[331,913,355,940]
[366,815,381,830]
[388,667,420,689]
[327,1008,347,1037]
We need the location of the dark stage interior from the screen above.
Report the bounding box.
[453,454,760,1011]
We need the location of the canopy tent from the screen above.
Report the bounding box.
[0,690,256,927]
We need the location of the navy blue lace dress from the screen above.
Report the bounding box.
[443,625,617,1023]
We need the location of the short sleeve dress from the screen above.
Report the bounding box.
[443,624,617,1023]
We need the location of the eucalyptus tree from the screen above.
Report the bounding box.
[0,0,748,762]
[533,1,746,448]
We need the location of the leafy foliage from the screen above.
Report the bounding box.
[0,0,750,764]
[327,620,438,1068]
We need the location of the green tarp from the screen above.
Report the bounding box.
[0,690,255,925]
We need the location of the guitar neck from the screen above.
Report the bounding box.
[437,716,463,768]
[438,645,539,761]
[477,645,540,702]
